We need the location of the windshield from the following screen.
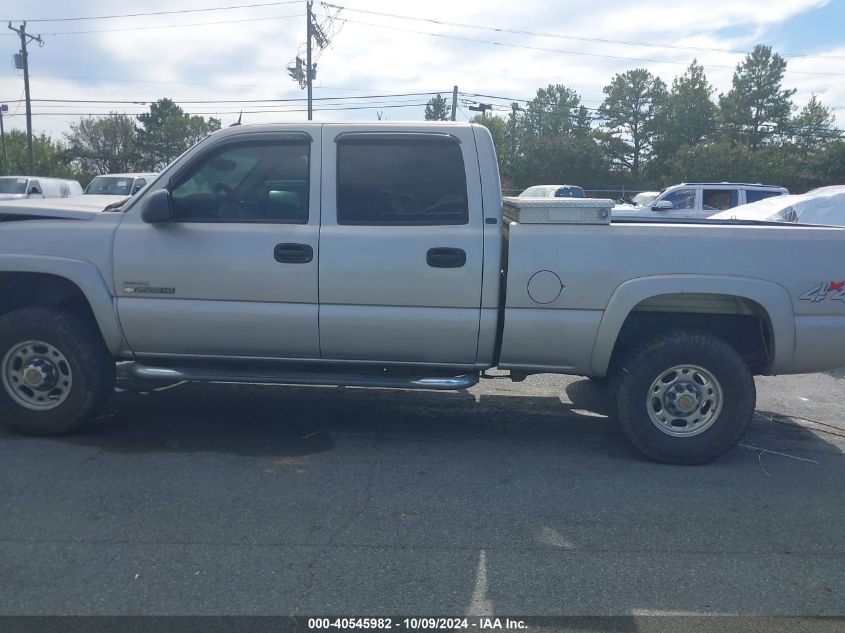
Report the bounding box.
[85,176,134,196]
[632,192,658,206]
[0,177,27,194]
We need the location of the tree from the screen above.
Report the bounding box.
[719,45,796,150]
[599,69,666,181]
[1,129,80,180]
[137,98,221,170]
[65,113,140,175]
[791,95,836,154]
[513,85,605,190]
[424,94,450,121]
[653,61,717,159]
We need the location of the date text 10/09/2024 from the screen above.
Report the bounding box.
[308,618,528,630]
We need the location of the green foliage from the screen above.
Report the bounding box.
[136,98,221,171]
[424,94,451,121]
[511,85,605,190]
[719,45,796,150]
[599,69,667,178]
[653,61,717,161]
[65,113,140,176]
[1,129,84,181]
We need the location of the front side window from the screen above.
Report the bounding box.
[702,189,739,211]
[337,138,468,225]
[171,141,310,223]
[660,188,695,210]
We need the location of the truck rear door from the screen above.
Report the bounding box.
[318,126,484,366]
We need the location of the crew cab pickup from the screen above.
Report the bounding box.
[1,122,844,463]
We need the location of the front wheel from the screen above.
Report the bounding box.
[612,329,755,464]
[0,307,115,435]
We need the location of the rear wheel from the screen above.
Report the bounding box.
[0,308,115,435]
[613,329,755,464]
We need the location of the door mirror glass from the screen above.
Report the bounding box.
[140,189,173,223]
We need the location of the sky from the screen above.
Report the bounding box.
[1,0,844,138]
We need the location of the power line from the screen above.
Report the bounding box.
[15,102,432,117]
[320,2,845,62]
[13,91,444,104]
[2,1,304,24]
[331,15,845,77]
[42,13,303,35]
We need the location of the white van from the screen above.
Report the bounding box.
[0,176,83,201]
[614,182,788,219]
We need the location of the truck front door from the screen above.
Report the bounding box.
[318,127,484,366]
[113,129,322,359]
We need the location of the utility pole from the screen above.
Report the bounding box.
[0,104,7,176]
[509,102,520,163]
[8,22,43,174]
[288,2,328,120]
[450,85,458,121]
[306,1,313,120]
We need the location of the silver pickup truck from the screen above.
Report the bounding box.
[1,122,844,463]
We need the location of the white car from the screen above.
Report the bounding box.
[518,184,586,198]
[614,182,788,219]
[631,191,659,206]
[709,185,845,227]
[85,173,157,197]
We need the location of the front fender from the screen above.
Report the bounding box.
[590,274,796,376]
[0,254,126,356]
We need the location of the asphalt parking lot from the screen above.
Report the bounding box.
[0,368,843,617]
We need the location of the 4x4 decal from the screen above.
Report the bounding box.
[800,281,845,302]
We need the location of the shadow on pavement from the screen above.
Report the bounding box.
[0,373,839,462]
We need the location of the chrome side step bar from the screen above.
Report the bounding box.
[130,364,479,391]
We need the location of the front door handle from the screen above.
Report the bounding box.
[426,247,466,268]
[274,243,313,264]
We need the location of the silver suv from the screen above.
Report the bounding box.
[615,182,788,219]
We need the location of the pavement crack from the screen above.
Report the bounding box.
[290,455,380,620]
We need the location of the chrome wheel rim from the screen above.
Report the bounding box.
[1,340,73,411]
[646,364,722,437]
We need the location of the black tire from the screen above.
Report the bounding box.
[0,307,115,436]
[613,329,755,464]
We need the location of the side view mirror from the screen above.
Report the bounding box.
[652,200,673,210]
[29,186,41,195]
[141,189,173,223]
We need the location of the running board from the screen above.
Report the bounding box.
[129,364,479,391]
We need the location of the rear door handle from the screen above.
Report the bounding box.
[426,247,466,268]
[274,243,313,264]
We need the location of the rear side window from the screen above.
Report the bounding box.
[702,189,739,211]
[337,138,468,225]
[745,189,781,204]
